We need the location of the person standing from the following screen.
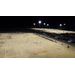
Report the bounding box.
[67,45,69,48]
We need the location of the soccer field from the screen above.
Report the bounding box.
[0,32,75,58]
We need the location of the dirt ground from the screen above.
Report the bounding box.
[0,32,75,58]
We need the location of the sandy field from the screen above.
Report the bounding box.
[0,32,75,58]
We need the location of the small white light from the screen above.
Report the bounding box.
[44,23,46,25]
[47,24,49,26]
[60,24,62,26]
[64,23,66,25]
[33,23,35,25]
[38,21,41,24]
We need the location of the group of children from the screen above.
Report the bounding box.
[36,34,70,48]
[55,41,70,48]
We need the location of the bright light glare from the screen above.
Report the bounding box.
[64,23,66,25]
[47,24,49,26]
[44,23,46,25]
[33,23,35,25]
[38,21,41,24]
[60,24,62,26]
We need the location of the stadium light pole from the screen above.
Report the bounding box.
[47,24,49,28]
[44,23,46,27]
[59,23,66,34]
[33,23,36,28]
[63,23,66,33]
[59,24,62,33]
[59,24,62,29]
[63,23,66,29]
[38,20,42,28]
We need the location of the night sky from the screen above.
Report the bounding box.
[0,16,75,31]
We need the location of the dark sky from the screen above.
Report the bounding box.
[0,16,75,31]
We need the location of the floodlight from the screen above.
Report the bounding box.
[44,23,46,25]
[60,24,62,26]
[33,23,35,25]
[38,21,41,24]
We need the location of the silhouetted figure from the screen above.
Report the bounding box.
[67,45,69,48]
[55,41,57,43]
